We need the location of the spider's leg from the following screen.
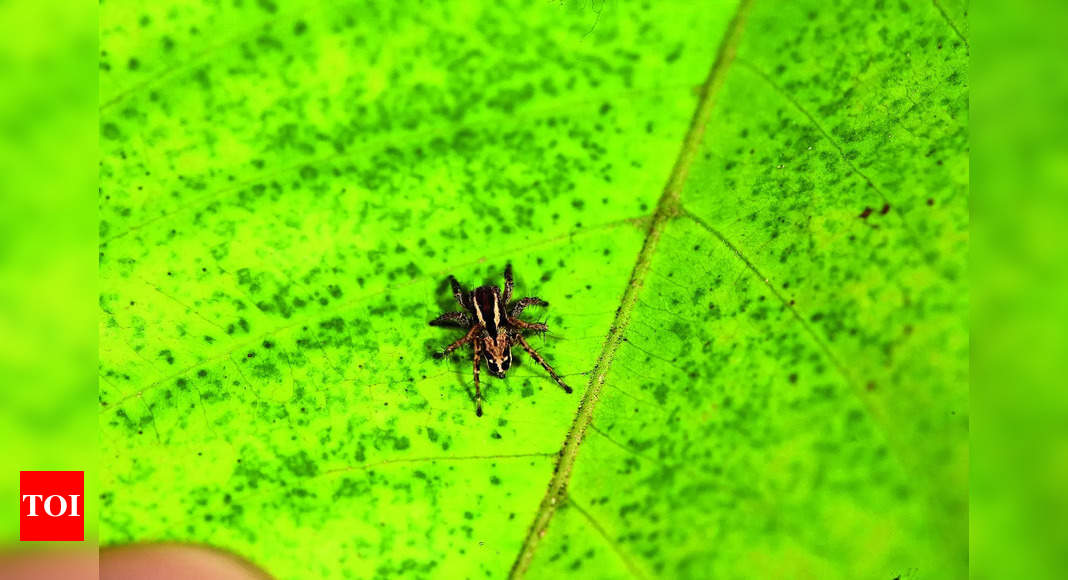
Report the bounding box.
[507,317,548,334]
[429,311,471,327]
[473,340,483,417]
[510,296,548,318]
[516,335,572,394]
[503,263,514,303]
[435,325,480,358]
[449,275,470,309]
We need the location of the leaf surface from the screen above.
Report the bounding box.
[99,0,968,578]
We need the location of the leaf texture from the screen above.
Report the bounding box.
[99,0,968,578]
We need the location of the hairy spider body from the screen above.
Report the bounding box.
[430,264,571,416]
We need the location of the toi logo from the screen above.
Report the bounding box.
[20,471,84,541]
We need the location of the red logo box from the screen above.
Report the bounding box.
[20,471,84,541]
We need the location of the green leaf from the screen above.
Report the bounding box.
[99,0,968,578]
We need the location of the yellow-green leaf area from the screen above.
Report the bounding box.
[99,0,739,578]
[526,1,967,579]
[99,0,967,578]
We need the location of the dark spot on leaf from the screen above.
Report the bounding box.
[102,123,121,140]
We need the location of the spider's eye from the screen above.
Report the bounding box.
[487,359,500,375]
[501,351,511,371]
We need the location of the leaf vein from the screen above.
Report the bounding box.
[566,495,649,580]
[508,1,755,575]
[734,58,927,250]
[930,0,969,48]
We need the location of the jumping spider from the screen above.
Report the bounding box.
[430,263,572,416]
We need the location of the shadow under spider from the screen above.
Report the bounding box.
[438,350,530,410]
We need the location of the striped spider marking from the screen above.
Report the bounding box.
[430,263,572,416]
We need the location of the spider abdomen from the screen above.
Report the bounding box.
[471,285,503,338]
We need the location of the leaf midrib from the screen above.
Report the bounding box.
[507,1,755,576]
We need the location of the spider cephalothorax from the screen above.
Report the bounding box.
[430,263,571,416]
